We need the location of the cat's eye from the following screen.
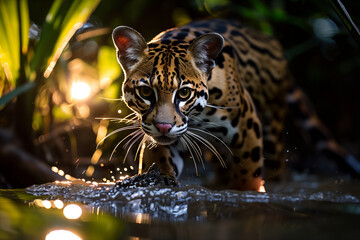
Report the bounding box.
[177,87,192,100]
[138,86,153,99]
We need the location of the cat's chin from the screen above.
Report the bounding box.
[153,136,177,145]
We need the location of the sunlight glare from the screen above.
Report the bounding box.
[45,230,82,240]
[71,81,91,100]
[63,204,83,219]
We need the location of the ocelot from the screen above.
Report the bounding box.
[111,19,359,190]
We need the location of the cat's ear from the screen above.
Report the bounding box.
[188,33,224,74]
[112,26,147,73]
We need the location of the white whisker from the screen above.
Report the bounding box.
[147,138,158,149]
[123,129,144,149]
[96,112,140,123]
[190,116,222,128]
[188,127,232,156]
[187,131,227,168]
[134,135,149,162]
[95,117,138,125]
[109,129,143,161]
[100,97,123,101]
[97,124,140,149]
[123,132,145,163]
[206,104,239,109]
[183,133,204,169]
[180,137,199,176]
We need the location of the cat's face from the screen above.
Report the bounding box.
[112,26,223,145]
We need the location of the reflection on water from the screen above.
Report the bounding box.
[54,199,64,209]
[63,204,83,219]
[46,230,82,240]
[0,175,360,239]
[26,177,360,222]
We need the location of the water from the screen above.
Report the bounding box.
[0,174,360,239]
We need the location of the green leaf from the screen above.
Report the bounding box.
[0,81,34,108]
[30,0,100,79]
[98,45,122,89]
[0,0,20,86]
[19,0,29,55]
[102,82,120,100]
[0,66,4,98]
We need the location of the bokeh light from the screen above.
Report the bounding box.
[54,200,64,209]
[45,230,82,240]
[63,204,83,219]
[71,81,91,100]
[42,200,52,209]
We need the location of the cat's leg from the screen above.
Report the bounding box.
[262,103,287,180]
[229,115,264,191]
[142,143,183,186]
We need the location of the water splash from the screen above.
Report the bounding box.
[26,165,360,223]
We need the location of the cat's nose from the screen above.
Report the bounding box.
[155,123,173,135]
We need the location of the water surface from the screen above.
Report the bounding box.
[0,174,360,239]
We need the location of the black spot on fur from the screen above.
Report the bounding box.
[222,46,234,58]
[230,133,239,147]
[234,156,241,163]
[124,85,133,93]
[216,52,225,68]
[197,90,207,97]
[251,147,261,162]
[253,122,261,138]
[242,151,250,159]
[161,39,171,45]
[231,110,241,127]
[213,25,227,34]
[230,30,241,36]
[207,127,228,136]
[206,107,217,116]
[127,100,136,108]
[242,101,248,117]
[241,169,248,175]
[242,130,247,139]
[209,87,222,100]
[253,167,262,178]
[194,104,204,112]
[148,43,159,48]
[247,118,253,129]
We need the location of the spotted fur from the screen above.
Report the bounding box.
[112,19,359,190]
